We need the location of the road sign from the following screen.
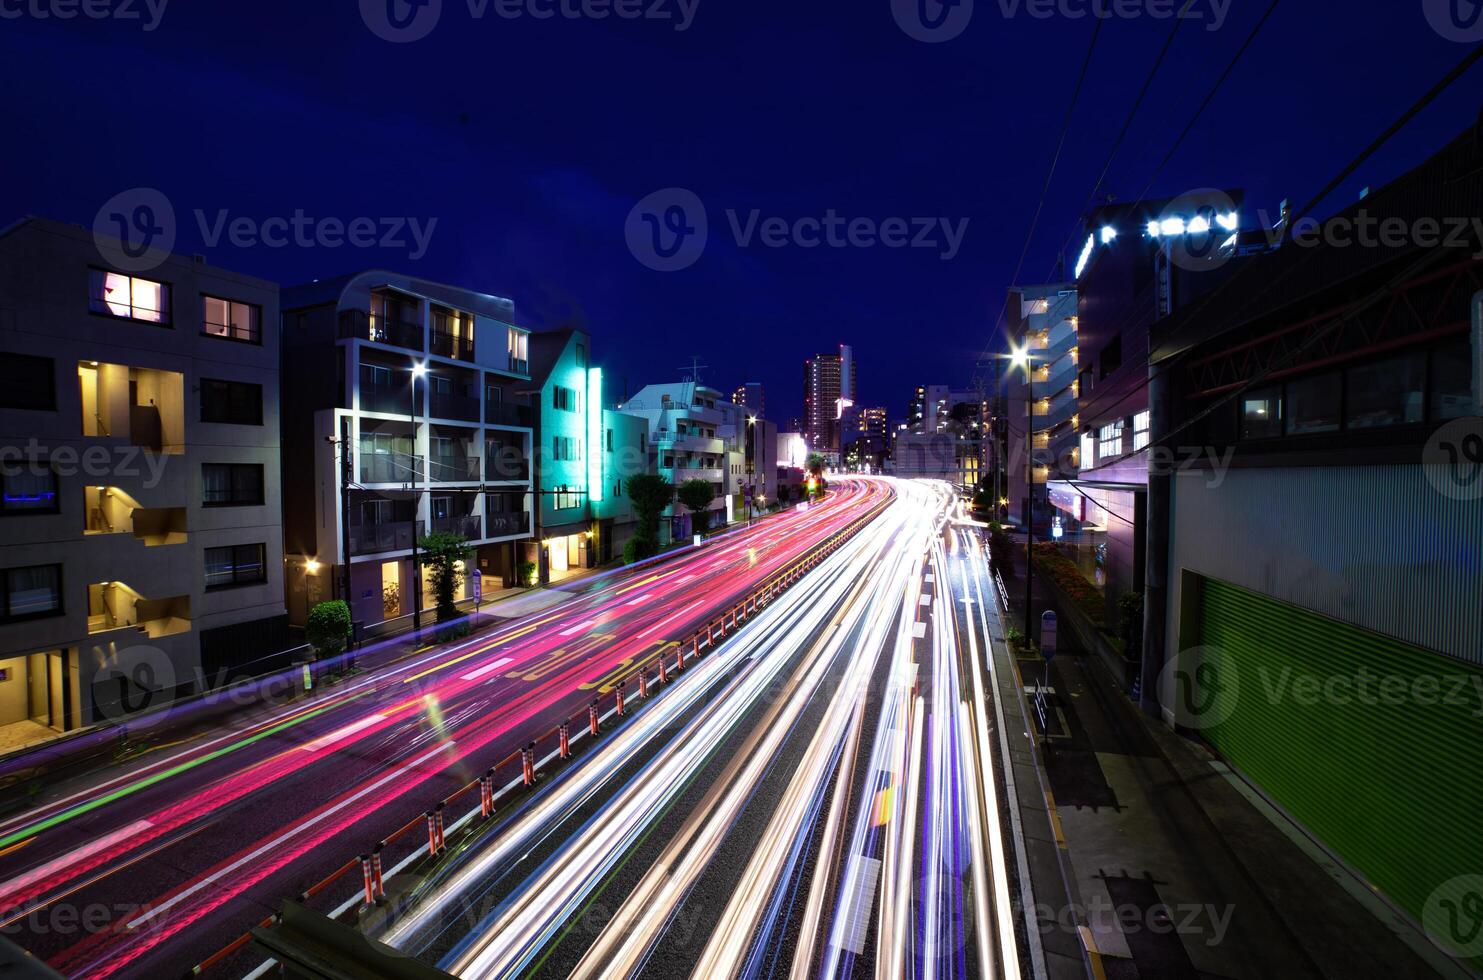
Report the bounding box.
[1040,610,1058,662]
[472,568,482,600]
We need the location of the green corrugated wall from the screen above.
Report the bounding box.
[1196,577,1483,968]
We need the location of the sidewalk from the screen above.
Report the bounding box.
[992,544,1462,980]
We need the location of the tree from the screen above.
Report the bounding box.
[805,453,828,499]
[417,530,472,628]
[677,478,717,535]
[625,473,674,547]
[306,600,351,660]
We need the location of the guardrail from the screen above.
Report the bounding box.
[190,489,891,976]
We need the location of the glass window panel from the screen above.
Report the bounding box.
[1285,374,1341,434]
[1431,339,1474,421]
[203,297,230,337]
[1240,388,1282,439]
[7,565,60,617]
[3,469,58,511]
[1346,354,1425,429]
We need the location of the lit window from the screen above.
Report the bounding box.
[202,296,260,343]
[1098,421,1124,459]
[1080,431,1096,468]
[1240,388,1282,439]
[1132,411,1150,451]
[89,269,170,323]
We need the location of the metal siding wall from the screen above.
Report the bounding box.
[1196,578,1483,969]
[1169,465,1482,665]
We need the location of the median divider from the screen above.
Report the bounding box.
[188,489,892,977]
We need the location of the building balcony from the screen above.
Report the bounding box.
[429,455,480,482]
[87,582,190,639]
[359,381,414,416]
[84,487,186,546]
[485,511,531,538]
[340,310,423,351]
[350,520,424,557]
[484,455,530,482]
[430,330,475,362]
[485,401,533,428]
[664,466,723,484]
[429,392,481,423]
[432,513,483,539]
[653,431,724,455]
[360,453,422,484]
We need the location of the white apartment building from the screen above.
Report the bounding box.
[280,272,535,632]
[0,218,287,746]
[1006,282,1080,530]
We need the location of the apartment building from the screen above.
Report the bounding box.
[524,329,648,582]
[280,272,535,630]
[0,218,286,745]
[620,382,773,536]
[803,344,854,463]
[1004,282,1079,531]
[731,381,765,421]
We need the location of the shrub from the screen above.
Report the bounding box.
[517,561,537,587]
[677,479,716,536]
[306,600,351,660]
[624,536,657,565]
[1031,545,1105,627]
[1118,591,1144,658]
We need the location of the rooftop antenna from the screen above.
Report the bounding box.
[678,355,709,386]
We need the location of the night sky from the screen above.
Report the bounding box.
[3,1,1476,424]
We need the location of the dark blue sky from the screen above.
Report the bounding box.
[3,1,1477,423]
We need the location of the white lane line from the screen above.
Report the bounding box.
[0,819,154,900]
[459,658,514,682]
[636,600,705,640]
[560,620,596,637]
[912,622,927,639]
[919,595,932,606]
[624,593,654,606]
[297,715,387,753]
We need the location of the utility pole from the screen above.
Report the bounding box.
[410,364,425,633]
[338,415,354,629]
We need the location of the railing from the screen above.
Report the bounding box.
[359,381,412,416]
[485,401,533,428]
[429,455,480,482]
[360,454,421,484]
[508,357,529,376]
[430,392,481,422]
[339,310,422,351]
[349,520,424,556]
[484,456,530,482]
[484,511,531,537]
[433,514,482,539]
[188,488,893,979]
[429,331,475,361]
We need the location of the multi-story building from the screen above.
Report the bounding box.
[845,405,889,471]
[1004,283,1079,531]
[620,382,771,535]
[1143,127,1481,962]
[0,217,287,742]
[803,344,854,462]
[731,381,765,421]
[525,329,648,581]
[280,272,535,629]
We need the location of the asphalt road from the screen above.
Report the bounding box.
[0,479,890,980]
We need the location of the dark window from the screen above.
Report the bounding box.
[0,353,56,410]
[606,428,614,452]
[1431,338,1474,421]
[1,465,59,515]
[2,564,62,620]
[200,379,263,425]
[1099,335,1122,379]
[1285,373,1341,435]
[204,543,267,590]
[89,269,170,324]
[1346,353,1425,430]
[1240,387,1282,439]
[202,464,264,506]
[202,296,261,343]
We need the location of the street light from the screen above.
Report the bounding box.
[746,416,758,526]
[410,360,427,632]
[998,343,1039,639]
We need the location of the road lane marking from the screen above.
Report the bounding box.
[560,620,596,637]
[0,819,153,901]
[459,658,514,682]
[297,715,387,753]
